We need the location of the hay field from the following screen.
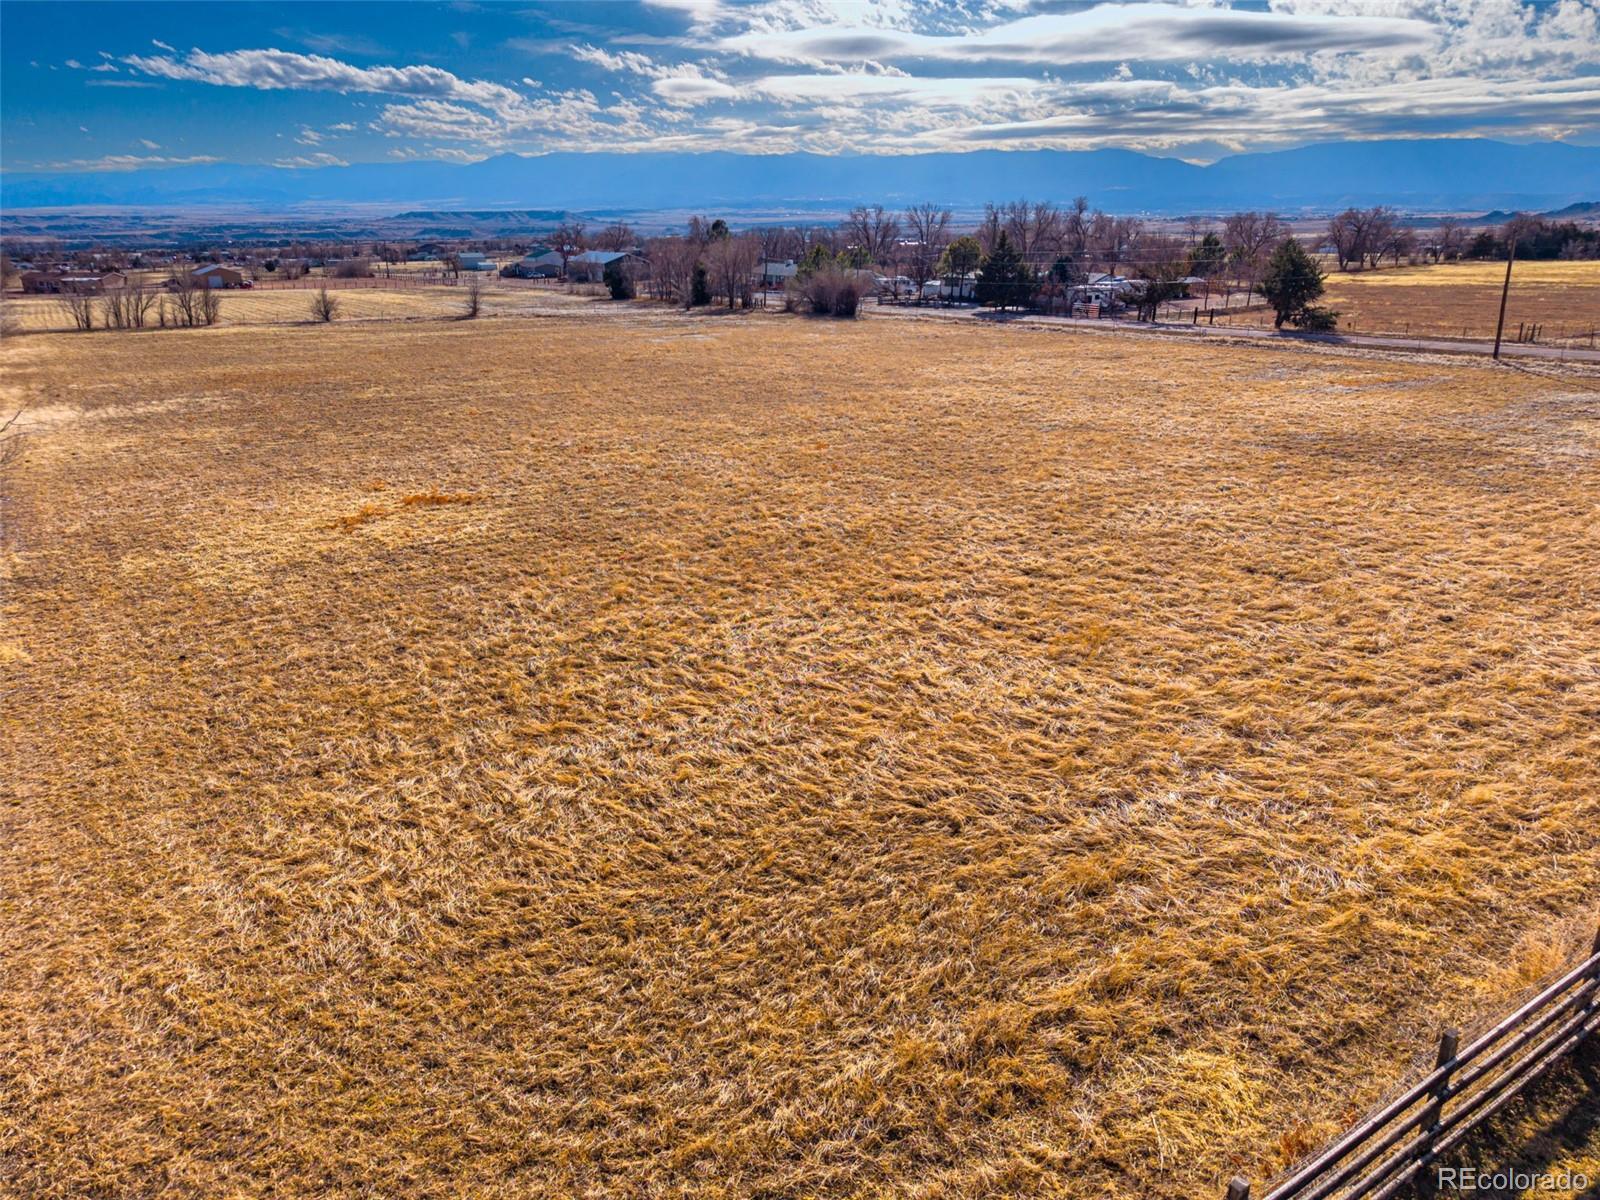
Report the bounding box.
[1,281,575,333]
[1319,259,1600,342]
[3,309,1599,1199]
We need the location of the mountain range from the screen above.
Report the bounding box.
[3,139,1597,216]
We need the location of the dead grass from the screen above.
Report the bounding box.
[1319,260,1600,342]
[2,281,588,333]
[2,307,1598,1199]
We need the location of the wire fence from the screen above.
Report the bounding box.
[1226,927,1600,1200]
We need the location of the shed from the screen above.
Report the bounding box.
[191,264,246,288]
[566,249,632,282]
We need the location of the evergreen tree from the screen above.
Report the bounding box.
[1188,233,1226,279]
[936,235,983,301]
[974,231,1034,310]
[603,258,634,300]
[796,243,837,280]
[690,263,712,307]
[1050,254,1080,287]
[1261,236,1325,328]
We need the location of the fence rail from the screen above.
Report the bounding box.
[1227,926,1600,1200]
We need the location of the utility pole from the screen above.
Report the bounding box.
[1492,236,1516,360]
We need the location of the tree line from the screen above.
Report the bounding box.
[593,201,1326,318]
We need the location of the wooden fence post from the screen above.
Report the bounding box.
[1226,1176,1250,1200]
[1414,1028,1460,1199]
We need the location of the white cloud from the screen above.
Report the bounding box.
[572,46,739,106]
[717,3,1437,66]
[389,145,486,163]
[754,72,1041,106]
[642,0,727,35]
[42,153,222,171]
[272,152,350,168]
[122,47,533,120]
[573,46,667,76]
[653,73,741,104]
[376,99,508,141]
[947,73,1600,151]
[138,138,162,149]
[37,1,1597,163]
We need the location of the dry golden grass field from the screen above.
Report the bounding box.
[3,305,1599,1199]
[1318,260,1600,343]
[2,281,572,333]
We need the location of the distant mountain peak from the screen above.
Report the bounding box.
[3,140,1596,218]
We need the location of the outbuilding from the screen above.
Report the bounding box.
[565,249,633,282]
[190,264,247,288]
[505,250,564,278]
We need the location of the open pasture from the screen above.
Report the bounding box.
[0,280,582,332]
[3,310,1598,1199]
[1318,259,1600,343]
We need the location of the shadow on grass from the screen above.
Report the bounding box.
[1429,1041,1600,1199]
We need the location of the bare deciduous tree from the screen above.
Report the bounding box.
[103,285,158,330]
[1089,212,1142,276]
[462,274,484,319]
[591,222,636,251]
[1064,196,1091,258]
[1131,235,1191,321]
[756,226,803,262]
[311,287,339,323]
[1432,217,1465,262]
[552,220,587,276]
[1327,209,1360,271]
[903,203,951,304]
[705,232,760,309]
[168,268,199,326]
[644,236,700,307]
[56,292,97,331]
[1001,199,1063,265]
[1223,210,1287,292]
[845,205,900,268]
[196,284,221,326]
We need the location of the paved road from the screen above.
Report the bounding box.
[870,303,1600,364]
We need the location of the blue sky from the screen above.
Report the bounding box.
[4,0,1598,172]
